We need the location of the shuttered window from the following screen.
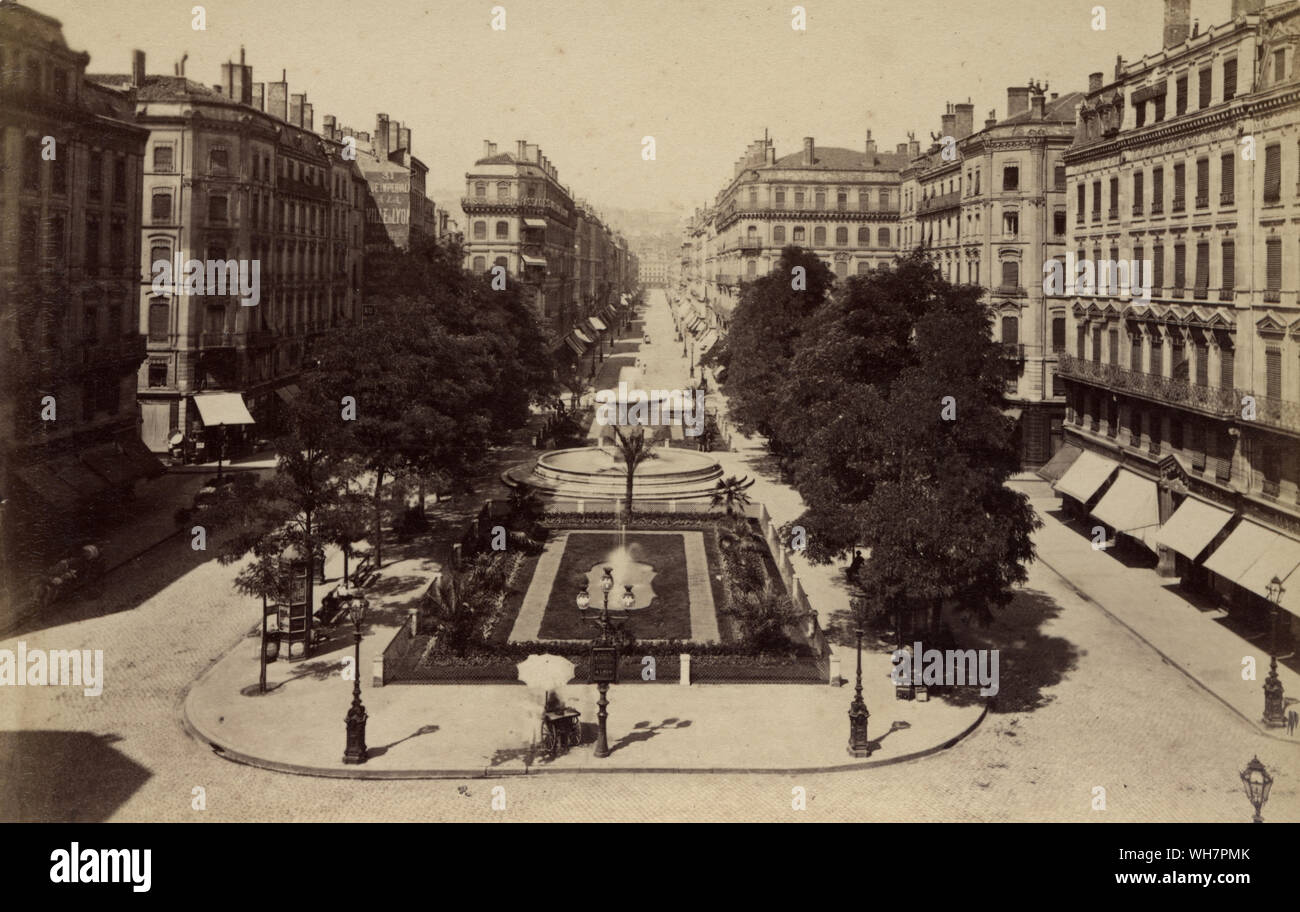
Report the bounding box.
[1173,243,1186,294]
[1196,158,1209,206]
[1210,432,1231,481]
[1194,241,1209,297]
[1188,421,1206,471]
[1266,348,1282,400]
[1109,177,1119,216]
[1076,325,1086,358]
[1091,326,1102,364]
[1173,162,1186,209]
[1221,153,1234,204]
[1195,340,1208,386]
[1001,260,1019,288]
[1133,171,1144,213]
[1130,333,1143,371]
[1152,167,1164,212]
[1092,181,1101,218]
[1152,245,1164,293]
[1052,316,1066,352]
[1108,328,1119,366]
[1220,345,1235,389]
[1076,183,1086,223]
[1264,144,1281,203]
[1176,75,1188,115]
[1199,67,1212,109]
[1002,316,1019,345]
[1221,240,1234,296]
[1223,58,1237,101]
[148,299,169,342]
[1149,335,1163,376]
[1266,238,1282,296]
[1133,246,1145,289]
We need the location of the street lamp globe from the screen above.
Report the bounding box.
[621,584,635,610]
[1240,756,1273,823]
[1267,576,1285,604]
[601,566,614,594]
[576,587,591,612]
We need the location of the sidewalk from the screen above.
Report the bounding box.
[1012,475,1300,742]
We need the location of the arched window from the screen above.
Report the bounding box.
[813,226,826,245]
[877,227,890,247]
[496,220,509,239]
[835,227,848,245]
[475,182,487,197]
[857,227,870,245]
[772,225,786,243]
[473,256,486,271]
[792,226,806,242]
[473,221,487,239]
[1001,260,1019,288]
[747,259,757,276]
[496,181,510,197]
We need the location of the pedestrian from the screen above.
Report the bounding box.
[1288,708,1298,736]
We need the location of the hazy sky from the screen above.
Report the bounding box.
[37,0,1243,222]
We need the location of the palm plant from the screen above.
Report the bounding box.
[424,566,486,657]
[727,580,810,651]
[710,475,751,531]
[612,425,657,523]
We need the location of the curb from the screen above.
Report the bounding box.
[1036,551,1300,745]
[180,660,989,780]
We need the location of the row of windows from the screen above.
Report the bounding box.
[7,136,130,204]
[145,289,349,348]
[1065,234,1289,300]
[15,207,130,275]
[737,225,892,247]
[905,163,1050,212]
[0,45,73,99]
[471,180,546,200]
[33,300,129,349]
[739,186,895,211]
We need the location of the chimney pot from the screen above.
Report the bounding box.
[1030,93,1046,118]
[940,111,956,138]
[802,136,814,166]
[516,140,527,159]
[303,102,313,132]
[289,93,305,128]
[268,76,288,121]
[1007,86,1031,116]
[954,102,975,139]
[251,82,264,110]
[1088,71,1104,92]
[1163,0,1191,48]
[131,49,146,88]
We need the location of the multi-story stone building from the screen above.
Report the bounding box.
[0,3,159,570]
[90,51,367,454]
[900,85,1084,466]
[1052,0,1300,628]
[462,140,577,333]
[706,131,909,315]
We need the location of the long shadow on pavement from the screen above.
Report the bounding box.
[0,731,150,822]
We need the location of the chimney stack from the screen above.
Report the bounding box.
[1231,0,1264,16]
[303,102,313,132]
[896,142,909,156]
[516,139,527,159]
[289,93,305,128]
[1007,85,1031,116]
[985,108,998,129]
[525,143,539,163]
[954,102,975,138]
[864,128,877,156]
[387,119,400,157]
[1030,93,1046,119]
[268,70,288,121]
[251,82,264,110]
[399,126,411,153]
[908,136,920,158]
[1115,54,1125,81]
[1163,0,1191,48]
[802,136,814,166]
[131,49,146,88]
[1088,71,1104,92]
[323,114,336,140]
[375,113,390,160]
[941,104,957,138]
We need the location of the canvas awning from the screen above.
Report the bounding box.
[1036,443,1082,483]
[1156,496,1234,561]
[588,317,608,332]
[274,384,300,403]
[1053,449,1118,503]
[573,328,594,345]
[697,330,719,354]
[521,254,547,267]
[1235,527,1300,604]
[523,218,548,229]
[47,454,107,497]
[1204,521,1292,596]
[193,392,256,426]
[1091,469,1161,552]
[1001,407,1024,421]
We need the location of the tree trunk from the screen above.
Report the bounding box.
[342,546,350,586]
[624,465,634,524]
[303,513,314,657]
[373,467,385,569]
[259,594,268,694]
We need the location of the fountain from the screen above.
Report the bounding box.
[504,445,742,503]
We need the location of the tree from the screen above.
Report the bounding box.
[723,246,834,443]
[611,425,657,523]
[727,580,808,651]
[737,250,1039,634]
[231,534,295,694]
[709,475,751,531]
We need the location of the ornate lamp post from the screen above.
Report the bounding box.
[689,340,696,378]
[577,568,631,759]
[341,586,370,764]
[1240,756,1273,823]
[1263,576,1286,728]
[847,626,872,757]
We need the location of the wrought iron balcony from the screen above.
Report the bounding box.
[918,191,961,214]
[738,236,762,253]
[1255,394,1300,435]
[1057,352,1238,417]
[1001,342,1025,360]
[1220,191,1235,207]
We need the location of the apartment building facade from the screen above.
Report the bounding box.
[900,86,1083,466]
[1053,0,1300,627]
[90,51,367,453]
[0,4,160,568]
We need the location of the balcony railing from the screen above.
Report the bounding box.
[1108,207,1119,220]
[715,274,737,286]
[1256,394,1300,435]
[461,195,571,221]
[1001,342,1025,360]
[1132,203,1144,216]
[1151,201,1164,215]
[199,331,236,349]
[918,191,961,214]
[1172,196,1185,213]
[738,236,762,252]
[995,285,1026,297]
[1220,191,1235,207]
[1057,352,1238,417]
[1195,195,1209,209]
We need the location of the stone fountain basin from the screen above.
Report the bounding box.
[504,447,745,502]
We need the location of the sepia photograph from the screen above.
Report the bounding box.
[0,0,1295,880]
